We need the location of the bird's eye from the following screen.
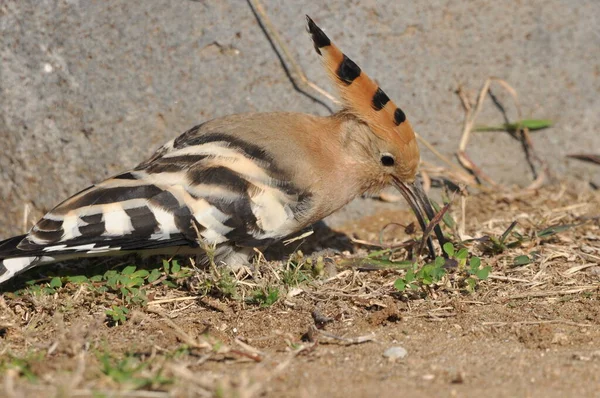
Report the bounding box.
[380,154,395,167]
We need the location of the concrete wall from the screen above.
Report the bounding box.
[1,0,599,238]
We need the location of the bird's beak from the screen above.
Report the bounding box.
[392,177,447,258]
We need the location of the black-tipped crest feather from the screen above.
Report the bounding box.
[306,15,330,55]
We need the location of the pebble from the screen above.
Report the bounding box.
[383,346,408,361]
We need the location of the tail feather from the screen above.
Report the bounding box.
[0,232,199,285]
[0,235,46,284]
[0,256,51,284]
[0,234,27,256]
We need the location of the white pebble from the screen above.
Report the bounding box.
[383,346,408,360]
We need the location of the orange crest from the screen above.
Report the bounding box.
[306,16,417,151]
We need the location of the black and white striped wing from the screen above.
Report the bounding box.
[0,127,311,281]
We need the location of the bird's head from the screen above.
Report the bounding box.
[307,16,444,254]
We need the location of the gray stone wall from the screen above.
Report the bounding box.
[1,0,599,238]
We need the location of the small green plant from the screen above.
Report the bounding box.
[465,256,491,292]
[195,267,238,298]
[281,251,313,286]
[513,254,531,266]
[160,259,193,287]
[393,257,446,292]
[393,242,488,294]
[0,352,44,382]
[104,266,149,305]
[442,242,468,268]
[13,259,195,325]
[250,287,280,307]
[479,221,524,255]
[105,305,129,326]
[536,223,582,239]
[98,351,172,390]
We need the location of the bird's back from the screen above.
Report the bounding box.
[0,112,328,283]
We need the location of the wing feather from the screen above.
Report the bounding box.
[5,128,311,262]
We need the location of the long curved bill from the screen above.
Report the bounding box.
[393,177,447,258]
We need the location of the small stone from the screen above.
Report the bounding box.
[287,287,304,298]
[552,332,569,345]
[451,371,465,384]
[383,346,408,361]
[587,266,600,276]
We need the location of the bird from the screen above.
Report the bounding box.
[0,16,443,285]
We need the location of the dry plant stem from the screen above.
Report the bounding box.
[504,286,598,300]
[457,79,499,186]
[459,195,467,239]
[147,296,199,305]
[22,204,30,234]
[416,135,477,186]
[482,320,594,328]
[488,274,531,283]
[458,77,551,189]
[492,79,550,188]
[317,330,376,345]
[146,306,211,349]
[249,0,339,106]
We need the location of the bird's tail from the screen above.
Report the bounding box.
[0,235,55,284]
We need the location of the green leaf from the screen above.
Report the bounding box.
[106,276,119,289]
[518,119,553,130]
[162,280,176,288]
[537,223,579,238]
[367,249,392,259]
[476,267,491,280]
[466,278,476,292]
[128,277,145,287]
[43,287,56,295]
[469,257,481,269]
[148,269,161,283]
[132,270,149,278]
[393,278,406,291]
[434,256,445,268]
[265,289,279,306]
[405,270,415,283]
[171,260,181,274]
[67,275,89,284]
[122,265,136,275]
[104,270,117,280]
[443,242,455,257]
[49,277,62,288]
[513,255,531,266]
[162,259,170,273]
[455,248,468,260]
[474,119,553,132]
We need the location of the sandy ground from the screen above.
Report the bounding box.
[1,184,599,397]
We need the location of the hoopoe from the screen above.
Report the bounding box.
[0,16,443,285]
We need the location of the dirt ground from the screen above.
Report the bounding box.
[1,183,599,398]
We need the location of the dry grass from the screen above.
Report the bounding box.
[1,183,599,397]
[1,4,599,396]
